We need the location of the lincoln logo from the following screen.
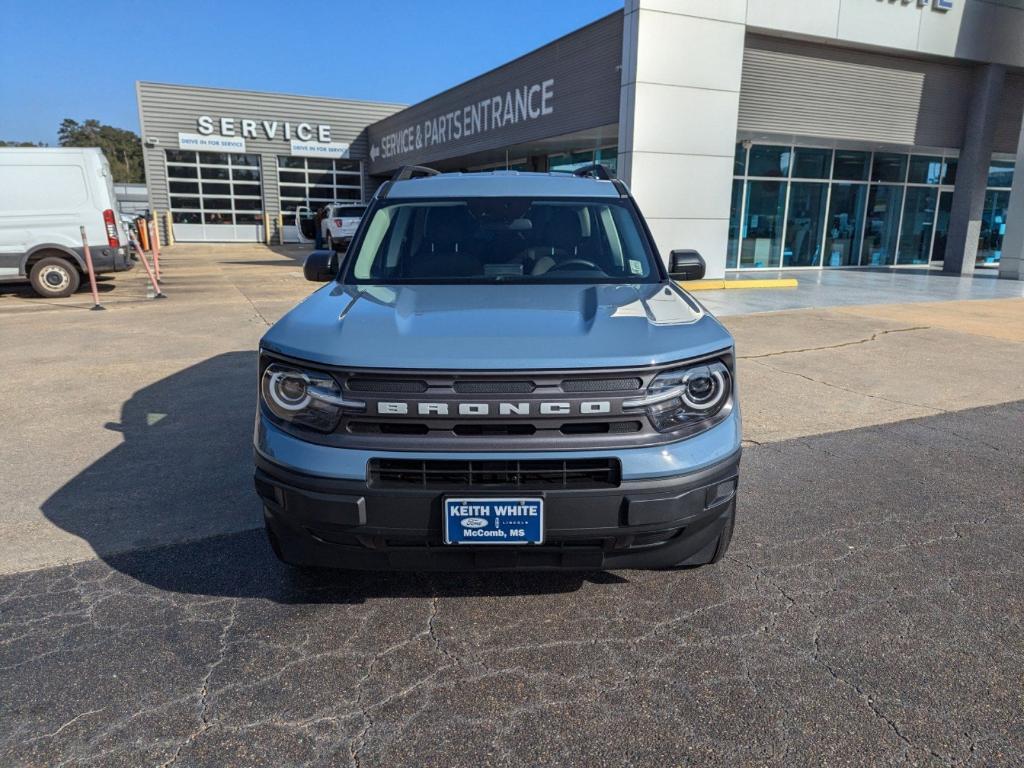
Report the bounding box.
[376,401,611,416]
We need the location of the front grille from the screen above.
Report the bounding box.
[347,378,427,393]
[561,377,643,392]
[453,380,535,394]
[368,458,621,490]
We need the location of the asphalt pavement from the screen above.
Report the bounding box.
[1,245,1022,767]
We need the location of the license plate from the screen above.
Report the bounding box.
[444,497,543,545]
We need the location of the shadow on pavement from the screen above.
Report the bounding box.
[41,352,605,603]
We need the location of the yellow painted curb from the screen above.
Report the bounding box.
[679,278,799,291]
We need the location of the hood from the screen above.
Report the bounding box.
[260,282,734,370]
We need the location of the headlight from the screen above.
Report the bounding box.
[624,360,731,433]
[260,362,365,432]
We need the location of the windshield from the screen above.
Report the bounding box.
[344,197,660,284]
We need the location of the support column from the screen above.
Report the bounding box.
[943,64,1006,275]
[617,0,747,279]
[997,111,1024,280]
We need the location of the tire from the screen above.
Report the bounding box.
[29,256,80,298]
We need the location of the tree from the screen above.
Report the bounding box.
[0,140,47,147]
[58,118,145,183]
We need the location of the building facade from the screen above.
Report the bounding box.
[137,0,1024,279]
[136,82,403,244]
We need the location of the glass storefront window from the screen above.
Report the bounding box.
[727,179,743,269]
[897,187,938,265]
[833,151,870,181]
[978,190,1011,264]
[791,148,832,180]
[908,156,944,185]
[861,185,903,265]
[783,183,827,266]
[734,143,746,175]
[871,153,908,183]
[987,161,1014,189]
[930,191,953,264]
[823,184,866,267]
[942,158,957,185]
[728,144,1010,271]
[740,181,786,268]
[748,145,791,177]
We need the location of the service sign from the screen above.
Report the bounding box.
[178,132,246,152]
[370,79,555,167]
[289,140,351,159]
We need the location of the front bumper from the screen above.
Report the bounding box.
[255,448,740,571]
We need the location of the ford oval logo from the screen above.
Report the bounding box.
[461,517,488,529]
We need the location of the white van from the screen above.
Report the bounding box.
[0,148,134,297]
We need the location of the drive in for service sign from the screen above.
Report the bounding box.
[444,498,543,544]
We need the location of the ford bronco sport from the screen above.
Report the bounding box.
[255,165,741,570]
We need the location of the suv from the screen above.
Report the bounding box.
[321,203,366,252]
[255,166,741,571]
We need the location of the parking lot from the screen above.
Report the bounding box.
[1,245,1023,766]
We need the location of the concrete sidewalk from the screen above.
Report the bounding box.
[699,267,1024,316]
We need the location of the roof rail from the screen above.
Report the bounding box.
[572,164,613,181]
[391,165,440,182]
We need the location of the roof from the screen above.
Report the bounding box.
[384,171,623,199]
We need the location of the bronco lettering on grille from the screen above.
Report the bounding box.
[376,401,612,417]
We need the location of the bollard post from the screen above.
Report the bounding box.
[263,212,270,244]
[165,210,175,246]
[278,213,285,245]
[131,238,166,298]
[149,216,162,282]
[79,226,105,311]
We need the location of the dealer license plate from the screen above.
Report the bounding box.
[443,497,543,545]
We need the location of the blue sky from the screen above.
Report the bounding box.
[0,0,622,145]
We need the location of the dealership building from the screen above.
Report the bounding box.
[138,0,1024,280]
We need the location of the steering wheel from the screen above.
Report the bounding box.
[548,259,603,273]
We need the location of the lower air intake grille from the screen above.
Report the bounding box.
[368,458,621,490]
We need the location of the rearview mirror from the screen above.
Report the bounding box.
[303,250,338,282]
[669,250,706,281]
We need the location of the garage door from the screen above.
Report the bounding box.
[165,150,266,242]
[277,157,362,243]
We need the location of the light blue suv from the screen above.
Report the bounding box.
[255,165,741,571]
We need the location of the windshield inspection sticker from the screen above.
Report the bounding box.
[444,498,543,544]
[629,259,644,275]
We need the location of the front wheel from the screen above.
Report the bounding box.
[30,256,80,298]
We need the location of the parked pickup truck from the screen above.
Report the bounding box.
[254,165,741,571]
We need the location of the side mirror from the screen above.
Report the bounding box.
[303,250,337,282]
[669,249,706,281]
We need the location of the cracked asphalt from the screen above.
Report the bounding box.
[1,245,1023,766]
